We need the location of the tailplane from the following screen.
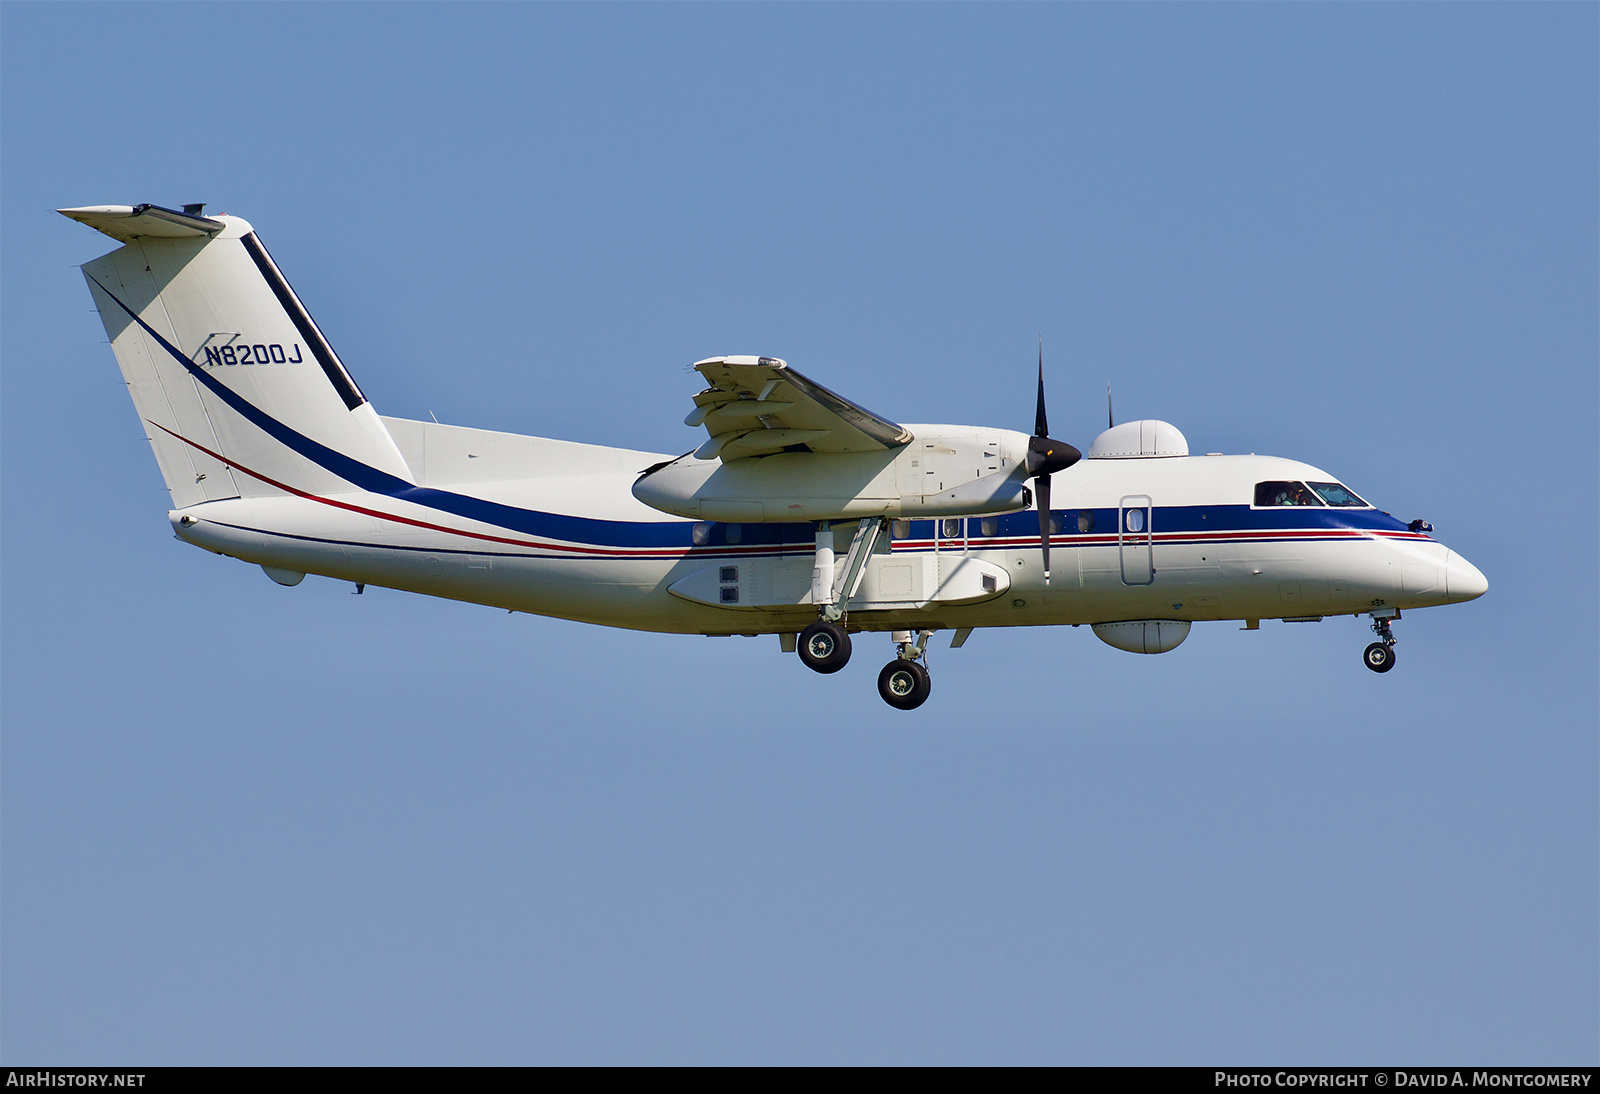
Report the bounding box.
[63,204,413,508]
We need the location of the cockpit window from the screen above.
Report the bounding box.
[1306,481,1369,508]
[1254,481,1323,507]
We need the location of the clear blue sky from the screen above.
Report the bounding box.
[3,2,1594,1065]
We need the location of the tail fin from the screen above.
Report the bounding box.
[63,204,413,508]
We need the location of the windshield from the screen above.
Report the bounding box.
[1306,481,1369,507]
[1254,481,1323,507]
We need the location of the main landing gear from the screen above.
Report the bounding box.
[797,519,871,675]
[794,624,935,710]
[877,630,933,711]
[1363,609,1398,674]
[798,620,851,674]
[793,518,934,708]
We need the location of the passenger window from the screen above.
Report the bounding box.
[1306,481,1368,508]
[1124,508,1146,533]
[692,521,713,545]
[1048,512,1062,535]
[724,523,742,544]
[1254,481,1323,507]
[1077,511,1094,533]
[980,517,997,537]
[891,520,911,539]
[941,518,962,539]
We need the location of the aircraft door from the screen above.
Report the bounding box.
[1119,495,1154,585]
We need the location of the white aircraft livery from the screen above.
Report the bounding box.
[63,203,1487,709]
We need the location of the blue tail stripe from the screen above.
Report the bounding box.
[88,273,712,547]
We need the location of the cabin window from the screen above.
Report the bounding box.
[1254,481,1323,507]
[1306,481,1369,508]
[1048,512,1062,534]
[941,518,962,539]
[692,521,713,545]
[724,523,742,544]
[980,517,997,537]
[1077,510,1095,533]
[1124,508,1146,533]
[891,520,911,539]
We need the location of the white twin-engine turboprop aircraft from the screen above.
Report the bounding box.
[64,203,1487,709]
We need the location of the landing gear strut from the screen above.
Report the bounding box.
[797,519,887,675]
[877,629,933,710]
[1363,610,1398,674]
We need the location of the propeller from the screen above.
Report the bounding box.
[1025,341,1082,584]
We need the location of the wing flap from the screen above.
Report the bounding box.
[690,356,912,458]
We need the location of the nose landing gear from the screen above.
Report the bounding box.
[1363,609,1398,673]
[877,629,933,710]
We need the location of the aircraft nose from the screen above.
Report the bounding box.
[1445,550,1488,602]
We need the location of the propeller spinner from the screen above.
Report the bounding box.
[1025,344,1082,583]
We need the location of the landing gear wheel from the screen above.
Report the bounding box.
[877,659,931,710]
[1363,642,1396,673]
[798,621,852,674]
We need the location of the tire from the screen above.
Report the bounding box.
[877,659,932,710]
[1363,642,1396,673]
[798,621,852,674]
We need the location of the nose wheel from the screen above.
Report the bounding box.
[1363,611,1398,673]
[1363,642,1396,673]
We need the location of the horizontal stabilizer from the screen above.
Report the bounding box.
[58,204,224,243]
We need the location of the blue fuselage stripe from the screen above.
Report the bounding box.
[89,274,1418,551]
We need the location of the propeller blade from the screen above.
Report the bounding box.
[1037,472,1053,584]
[1027,338,1078,585]
[1035,341,1049,438]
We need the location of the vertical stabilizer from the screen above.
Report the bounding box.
[65,206,413,507]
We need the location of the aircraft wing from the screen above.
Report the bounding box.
[686,356,913,460]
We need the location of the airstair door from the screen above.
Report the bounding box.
[1119,495,1154,586]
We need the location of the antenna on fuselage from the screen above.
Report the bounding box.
[1107,383,1114,428]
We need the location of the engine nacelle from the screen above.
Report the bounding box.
[633,426,1033,523]
[1092,620,1191,654]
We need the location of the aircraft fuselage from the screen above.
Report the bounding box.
[170,417,1485,638]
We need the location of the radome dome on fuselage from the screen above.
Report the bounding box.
[61,202,1487,710]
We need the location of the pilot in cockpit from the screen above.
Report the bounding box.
[1257,481,1321,507]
